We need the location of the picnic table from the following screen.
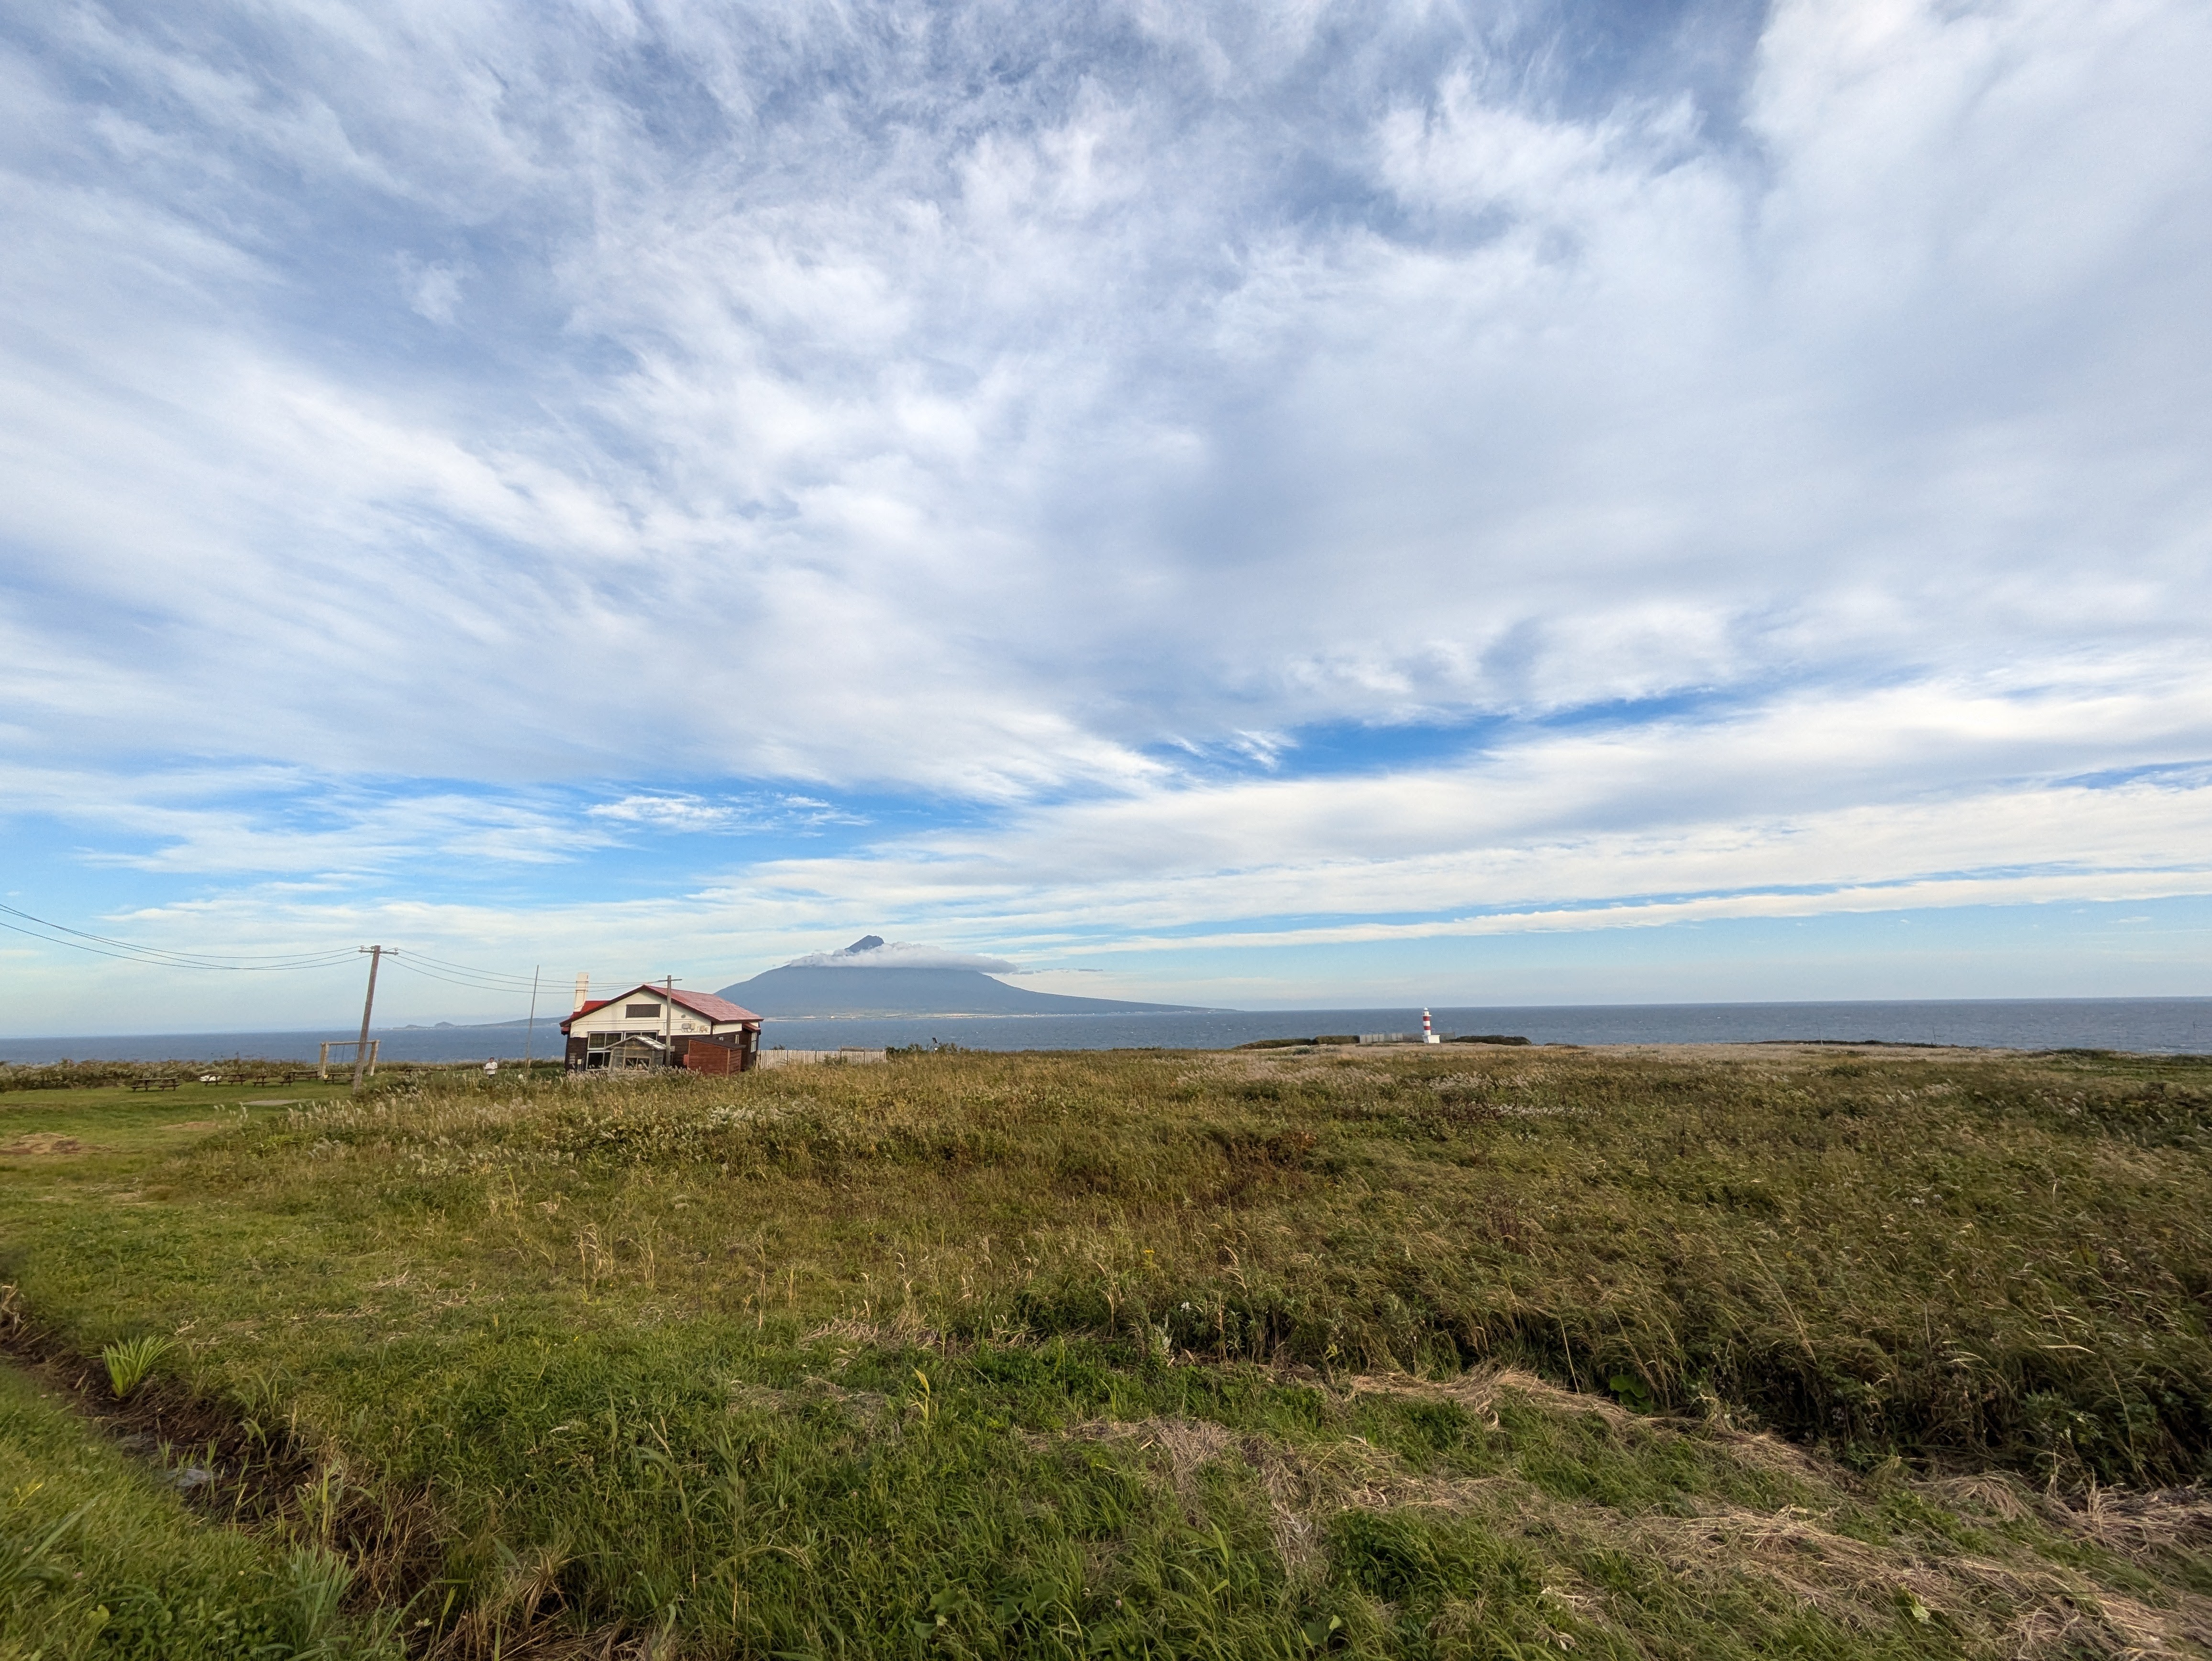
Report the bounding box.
[127,1078,180,1091]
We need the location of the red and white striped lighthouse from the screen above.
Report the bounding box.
[1422,1007,1439,1044]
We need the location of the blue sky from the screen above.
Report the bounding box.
[3,0,2209,1031]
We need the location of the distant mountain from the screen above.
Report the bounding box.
[716,937,1208,1016]
[715,966,1209,1017]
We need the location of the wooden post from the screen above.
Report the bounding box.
[351,946,388,1095]
[524,965,540,1075]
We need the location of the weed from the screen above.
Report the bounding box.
[912,1365,935,1423]
[0,1363,396,1659]
[3,1044,2209,1655]
[100,1333,174,1401]
[285,1543,355,1648]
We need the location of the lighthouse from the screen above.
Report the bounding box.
[1422,1007,1440,1044]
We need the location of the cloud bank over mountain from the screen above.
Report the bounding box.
[780,937,1021,974]
[0,0,2207,1028]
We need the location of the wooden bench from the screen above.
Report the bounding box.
[127,1077,180,1091]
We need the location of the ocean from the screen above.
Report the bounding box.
[1,997,2206,1064]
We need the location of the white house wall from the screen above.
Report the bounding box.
[565,989,744,1039]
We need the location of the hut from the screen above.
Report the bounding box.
[560,981,763,1073]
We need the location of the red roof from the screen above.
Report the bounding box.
[560,985,761,1032]
[667,987,759,1023]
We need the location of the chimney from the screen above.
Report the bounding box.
[573,972,590,1013]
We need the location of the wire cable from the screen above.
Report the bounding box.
[0,905,359,972]
[0,901,352,963]
[396,952,545,987]
[2,903,601,1006]
[0,902,359,967]
[383,957,541,996]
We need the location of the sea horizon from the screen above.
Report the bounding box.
[3,995,2207,1063]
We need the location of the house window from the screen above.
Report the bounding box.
[625,1003,658,1018]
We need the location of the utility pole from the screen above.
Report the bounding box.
[661,974,676,1068]
[524,965,541,1075]
[352,946,390,1095]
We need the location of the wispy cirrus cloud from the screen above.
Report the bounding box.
[586,794,868,833]
[0,0,2207,1026]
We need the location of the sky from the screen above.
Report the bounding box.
[2,0,2210,1032]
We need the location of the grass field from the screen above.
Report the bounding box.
[2,1043,2208,1657]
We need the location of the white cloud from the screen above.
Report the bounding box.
[2,0,2197,792]
[0,0,2208,1018]
[585,794,867,833]
[780,939,1021,972]
[586,795,741,830]
[714,741,2212,954]
[395,253,464,324]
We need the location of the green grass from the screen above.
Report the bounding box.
[2,1044,2209,1656]
[0,1362,397,1660]
[0,1059,566,1093]
[99,1334,175,1401]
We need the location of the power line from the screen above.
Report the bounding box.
[388,956,697,997]
[0,902,686,1008]
[0,904,558,993]
[383,957,544,995]
[0,902,360,967]
[0,904,359,972]
[395,951,544,987]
